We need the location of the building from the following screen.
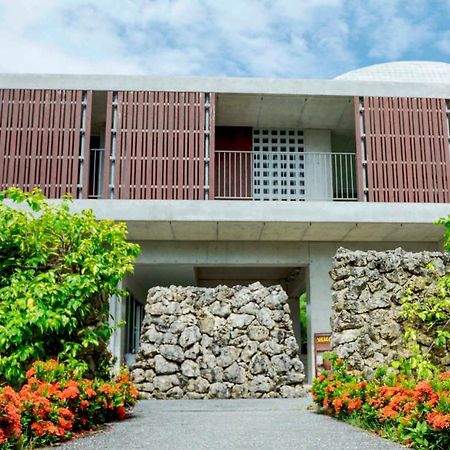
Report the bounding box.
[0,61,449,380]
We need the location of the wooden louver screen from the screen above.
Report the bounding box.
[356,96,450,203]
[0,89,91,198]
[104,91,214,200]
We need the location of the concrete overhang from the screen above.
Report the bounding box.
[216,94,354,130]
[69,200,450,242]
[0,73,449,99]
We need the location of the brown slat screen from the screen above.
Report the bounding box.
[104,91,212,200]
[356,96,450,203]
[0,89,91,198]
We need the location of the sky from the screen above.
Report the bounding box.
[0,0,448,79]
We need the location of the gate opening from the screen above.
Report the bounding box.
[118,265,309,376]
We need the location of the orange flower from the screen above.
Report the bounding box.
[347,398,362,413]
[1,386,19,404]
[84,386,96,398]
[58,416,73,432]
[60,385,79,400]
[2,403,22,438]
[58,407,74,420]
[427,412,450,430]
[98,384,113,394]
[332,398,344,414]
[379,406,397,421]
[415,380,433,396]
[80,399,90,410]
[26,367,37,379]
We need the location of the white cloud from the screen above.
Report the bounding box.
[436,30,450,55]
[0,0,447,78]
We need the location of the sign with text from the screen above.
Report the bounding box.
[314,333,332,376]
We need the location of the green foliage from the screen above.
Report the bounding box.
[437,215,450,252]
[298,293,307,347]
[399,215,450,376]
[0,188,140,386]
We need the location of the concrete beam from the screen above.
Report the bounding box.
[68,200,449,242]
[0,73,448,99]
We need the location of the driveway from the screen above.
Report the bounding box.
[58,397,403,450]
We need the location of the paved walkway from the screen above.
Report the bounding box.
[59,397,403,450]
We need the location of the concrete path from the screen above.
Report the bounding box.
[59,397,403,450]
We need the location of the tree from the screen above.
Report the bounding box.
[0,188,140,386]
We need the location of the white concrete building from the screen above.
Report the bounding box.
[0,61,449,380]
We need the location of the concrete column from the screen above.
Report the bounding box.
[304,129,332,200]
[108,293,127,372]
[306,243,336,382]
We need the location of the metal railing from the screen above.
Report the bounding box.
[305,152,357,201]
[214,150,357,201]
[215,149,253,199]
[88,148,104,199]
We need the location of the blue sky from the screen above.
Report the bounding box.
[0,0,448,78]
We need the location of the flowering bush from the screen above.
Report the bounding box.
[311,355,450,449]
[0,188,140,386]
[0,360,138,448]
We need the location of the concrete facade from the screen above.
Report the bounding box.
[112,234,440,381]
[66,164,448,382]
[1,64,449,383]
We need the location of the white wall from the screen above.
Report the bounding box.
[304,129,332,200]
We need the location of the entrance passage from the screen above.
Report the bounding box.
[121,265,309,377]
[58,398,403,450]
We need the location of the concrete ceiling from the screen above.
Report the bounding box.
[125,220,444,242]
[132,264,196,290]
[196,266,299,288]
[129,264,304,296]
[216,94,355,131]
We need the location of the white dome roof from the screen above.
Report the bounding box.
[335,61,450,83]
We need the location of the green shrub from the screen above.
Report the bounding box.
[0,188,140,386]
[437,215,450,251]
[299,293,307,349]
[400,215,450,376]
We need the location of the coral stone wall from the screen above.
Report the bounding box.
[330,248,450,376]
[132,283,305,399]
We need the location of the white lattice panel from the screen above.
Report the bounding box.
[253,129,305,201]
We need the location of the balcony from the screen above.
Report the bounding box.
[214,150,357,201]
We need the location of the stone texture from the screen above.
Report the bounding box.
[330,248,450,377]
[133,283,305,399]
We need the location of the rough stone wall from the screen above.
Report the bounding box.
[132,283,305,399]
[330,248,450,377]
